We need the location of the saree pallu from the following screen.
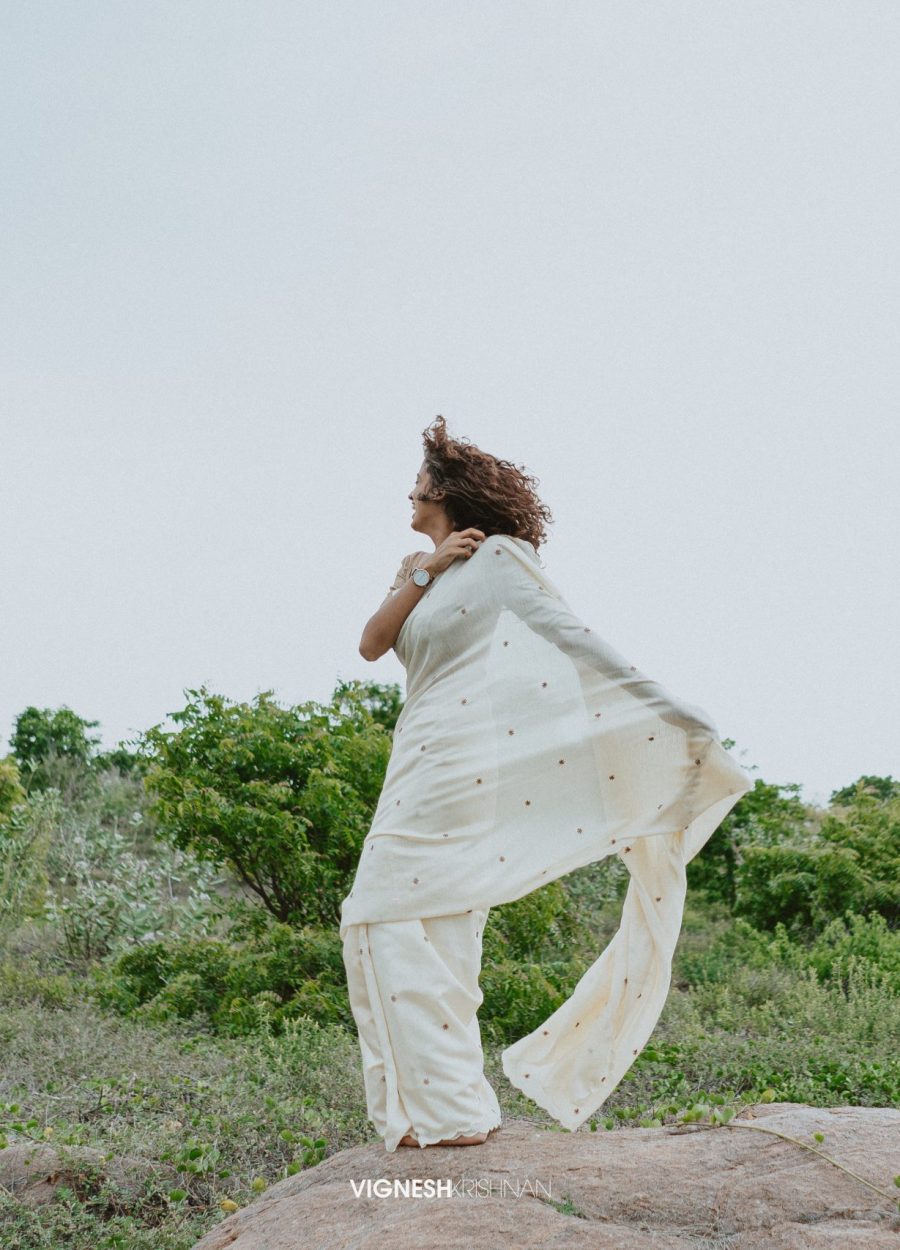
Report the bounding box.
[340,533,751,1139]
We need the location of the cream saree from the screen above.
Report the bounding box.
[340,534,751,1145]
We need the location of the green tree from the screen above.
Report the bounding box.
[137,681,395,928]
[830,774,900,806]
[687,756,808,907]
[10,705,102,794]
[733,781,900,932]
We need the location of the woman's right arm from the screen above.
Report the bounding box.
[359,551,434,661]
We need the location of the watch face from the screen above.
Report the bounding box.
[412,567,430,586]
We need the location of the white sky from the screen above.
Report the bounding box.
[2,2,898,809]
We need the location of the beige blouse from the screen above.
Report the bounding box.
[384,551,429,601]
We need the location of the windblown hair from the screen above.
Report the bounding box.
[420,415,554,550]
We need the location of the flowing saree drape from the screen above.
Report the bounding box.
[340,533,751,1135]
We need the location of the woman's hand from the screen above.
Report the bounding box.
[421,528,486,577]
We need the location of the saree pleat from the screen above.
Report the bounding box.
[341,909,502,1151]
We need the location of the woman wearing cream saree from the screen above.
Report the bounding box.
[341,416,750,1153]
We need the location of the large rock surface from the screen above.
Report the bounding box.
[191,1103,900,1249]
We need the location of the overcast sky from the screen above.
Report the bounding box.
[2,2,898,809]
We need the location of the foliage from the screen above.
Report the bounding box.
[91,743,154,778]
[490,879,580,961]
[10,705,102,793]
[677,910,900,995]
[42,817,227,964]
[89,905,351,1036]
[479,956,586,1046]
[733,787,900,931]
[2,733,900,1247]
[686,768,808,906]
[0,788,55,938]
[337,677,405,733]
[0,754,26,822]
[830,774,900,806]
[136,681,395,929]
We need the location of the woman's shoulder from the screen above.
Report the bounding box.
[400,549,429,574]
[386,550,430,595]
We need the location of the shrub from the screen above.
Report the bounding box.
[89,912,352,1036]
[9,706,103,798]
[0,787,55,938]
[676,910,900,997]
[0,754,26,822]
[733,788,900,931]
[479,957,580,1046]
[489,879,575,961]
[686,771,807,907]
[136,681,396,929]
[42,817,227,963]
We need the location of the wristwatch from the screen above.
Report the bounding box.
[411,565,435,587]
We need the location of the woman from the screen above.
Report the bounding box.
[341,416,751,1153]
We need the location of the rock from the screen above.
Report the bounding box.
[190,1103,900,1249]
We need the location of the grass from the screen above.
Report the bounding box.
[2,766,898,1248]
[2,903,899,1248]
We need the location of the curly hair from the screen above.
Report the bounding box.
[419,415,554,550]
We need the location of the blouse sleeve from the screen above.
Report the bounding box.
[491,538,720,737]
[383,551,428,600]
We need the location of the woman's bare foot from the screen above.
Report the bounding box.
[397,1127,497,1148]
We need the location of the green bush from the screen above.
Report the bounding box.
[676,910,900,997]
[733,790,900,931]
[89,912,352,1037]
[137,681,397,929]
[42,817,227,963]
[9,705,102,794]
[0,754,26,822]
[479,959,564,1045]
[479,954,589,1046]
[0,787,55,938]
[489,879,576,961]
[686,771,807,907]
